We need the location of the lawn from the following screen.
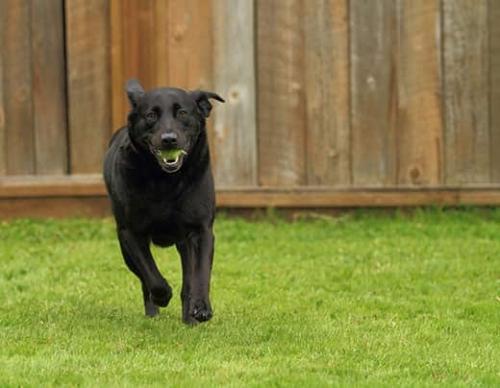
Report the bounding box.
[0,209,499,386]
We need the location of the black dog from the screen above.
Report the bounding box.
[103,79,224,324]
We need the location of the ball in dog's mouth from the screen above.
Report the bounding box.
[153,148,187,173]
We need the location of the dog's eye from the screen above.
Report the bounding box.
[177,109,188,120]
[145,111,158,123]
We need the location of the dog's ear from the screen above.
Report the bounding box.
[190,90,225,118]
[125,79,145,109]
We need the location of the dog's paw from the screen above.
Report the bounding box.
[144,303,160,318]
[183,300,212,324]
[151,284,172,307]
[193,305,212,322]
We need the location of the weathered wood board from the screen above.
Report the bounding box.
[66,0,111,174]
[0,1,5,176]
[32,0,67,174]
[1,0,34,175]
[350,0,397,187]
[397,0,443,186]
[304,0,350,186]
[489,0,500,183]
[443,0,489,185]
[213,0,257,186]
[257,0,306,186]
[110,0,213,130]
[167,0,213,90]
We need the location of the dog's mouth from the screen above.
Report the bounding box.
[152,148,187,173]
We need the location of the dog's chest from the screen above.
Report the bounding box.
[123,176,213,243]
[127,196,197,239]
[132,198,178,225]
[148,208,196,246]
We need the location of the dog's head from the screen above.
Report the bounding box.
[125,79,224,173]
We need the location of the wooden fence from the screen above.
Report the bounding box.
[1,0,500,217]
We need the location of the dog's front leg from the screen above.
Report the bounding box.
[118,229,173,312]
[118,240,159,317]
[176,226,214,324]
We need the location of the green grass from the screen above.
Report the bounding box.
[1,209,499,386]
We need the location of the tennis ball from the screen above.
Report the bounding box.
[159,149,184,161]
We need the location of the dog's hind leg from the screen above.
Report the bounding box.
[176,226,214,324]
[118,229,172,315]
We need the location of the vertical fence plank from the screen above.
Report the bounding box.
[153,0,170,88]
[110,0,126,130]
[168,0,213,89]
[397,0,443,186]
[350,0,397,187]
[126,0,169,89]
[257,0,306,186]
[490,0,500,183]
[136,1,156,88]
[0,1,5,175]
[167,1,215,181]
[66,0,111,174]
[110,0,154,129]
[111,1,210,130]
[213,0,257,187]
[2,0,34,175]
[443,0,489,185]
[32,0,67,174]
[304,0,350,186]
[117,0,156,106]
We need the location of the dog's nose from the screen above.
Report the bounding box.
[161,132,177,147]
